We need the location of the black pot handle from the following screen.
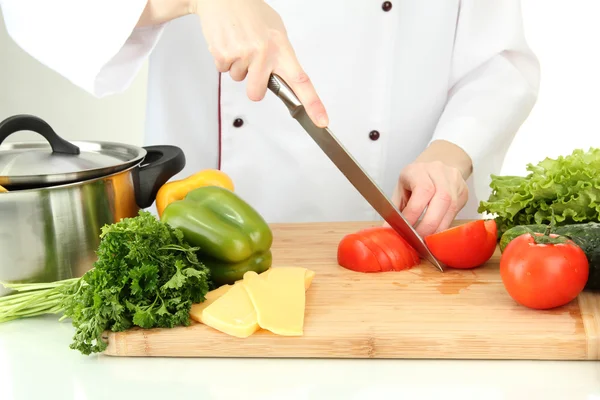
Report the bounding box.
[134,145,186,209]
[0,114,80,155]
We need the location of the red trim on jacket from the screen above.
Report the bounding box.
[217,72,223,170]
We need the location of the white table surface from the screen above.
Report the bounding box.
[0,315,599,400]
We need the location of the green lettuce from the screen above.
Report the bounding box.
[478,147,600,234]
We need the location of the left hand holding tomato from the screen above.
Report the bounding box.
[391,140,472,237]
[393,161,468,237]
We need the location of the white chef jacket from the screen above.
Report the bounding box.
[0,0,540,223]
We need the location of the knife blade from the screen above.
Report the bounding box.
[267,74,444,272]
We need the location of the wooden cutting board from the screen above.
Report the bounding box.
[103,221,600,360]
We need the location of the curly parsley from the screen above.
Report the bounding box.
[0,211,211,355]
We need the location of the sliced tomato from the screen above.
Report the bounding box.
[337,233,382,272]
[337,226,420,273]
[352,231,390,271]
[424,219,497,269]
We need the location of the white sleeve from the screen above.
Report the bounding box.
[430,0,540,167]
[1,0,166,97]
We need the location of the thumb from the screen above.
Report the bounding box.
[391,183,410,211]
[383,183,409,228]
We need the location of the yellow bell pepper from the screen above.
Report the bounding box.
[156,169,234,217]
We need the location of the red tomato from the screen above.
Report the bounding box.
[337,226,420,273]
[500,233,589,310]
[423,219,497,269]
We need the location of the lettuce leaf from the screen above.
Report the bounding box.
[478,147,600,234]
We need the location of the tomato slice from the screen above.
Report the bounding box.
[357,228,402,271]
[337,226,420,273]
[397,233,420,268]
[337,233,382,272]
[355,229,393,271]
[424,219,497,269]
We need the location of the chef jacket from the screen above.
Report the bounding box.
[0,0,540,223]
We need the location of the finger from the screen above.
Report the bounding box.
[213,51,234,73]
[435,205,459,234]
[246,48,271,101]
[275,50,329,127]
[435,182,469,233]
[399,171,434,226]
[384,183,409,227]
[229,57,250,82]
[391,182,402,210]
[395,189,410,211]
[416,180,453,237]
[208,43,234,73]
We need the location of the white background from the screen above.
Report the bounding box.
[1,5,600,398]
[499,0,600,176]
[1,1,599,180]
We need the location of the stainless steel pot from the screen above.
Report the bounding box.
[0,114,186,296]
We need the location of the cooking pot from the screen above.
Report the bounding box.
[0,114,186,296]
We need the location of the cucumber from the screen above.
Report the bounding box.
[499,222,600,290]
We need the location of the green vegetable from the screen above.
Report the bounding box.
[499,222,600,290]
[0,279,79,323]
[204,250,272,286]
[478,147,600,235]
[161,185,273,286]
[0,211,211,355]
[499,224,547,252]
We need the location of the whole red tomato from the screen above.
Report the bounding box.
[500,232,589,310]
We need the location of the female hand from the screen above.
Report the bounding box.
[193,0,329,127]
[390,140,472,237]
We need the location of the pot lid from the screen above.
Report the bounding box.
[0,114,146,188]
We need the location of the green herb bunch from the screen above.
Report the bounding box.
[0,211,211,355]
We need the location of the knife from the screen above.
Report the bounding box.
[267,74,444,272]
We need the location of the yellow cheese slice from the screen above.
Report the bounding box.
[199,282,260,338]
[0,184,7,193]
[192,267,316,338]
[189,284,231,323]
[242,267,307,336]
[260,267,315,290]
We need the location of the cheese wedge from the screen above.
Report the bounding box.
[242,268,307,336]
[199,282,260,338]
[189,284,231,323]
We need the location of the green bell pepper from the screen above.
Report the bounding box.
[161,185,273,285]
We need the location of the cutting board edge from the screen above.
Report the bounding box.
[101,346,594,361]
[101,353,595,361]
[578,291,600,359]
[101,325,594,360]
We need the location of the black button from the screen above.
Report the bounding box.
[233,118,244,128]
[369,130,380,141]
[382,1,392,11]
